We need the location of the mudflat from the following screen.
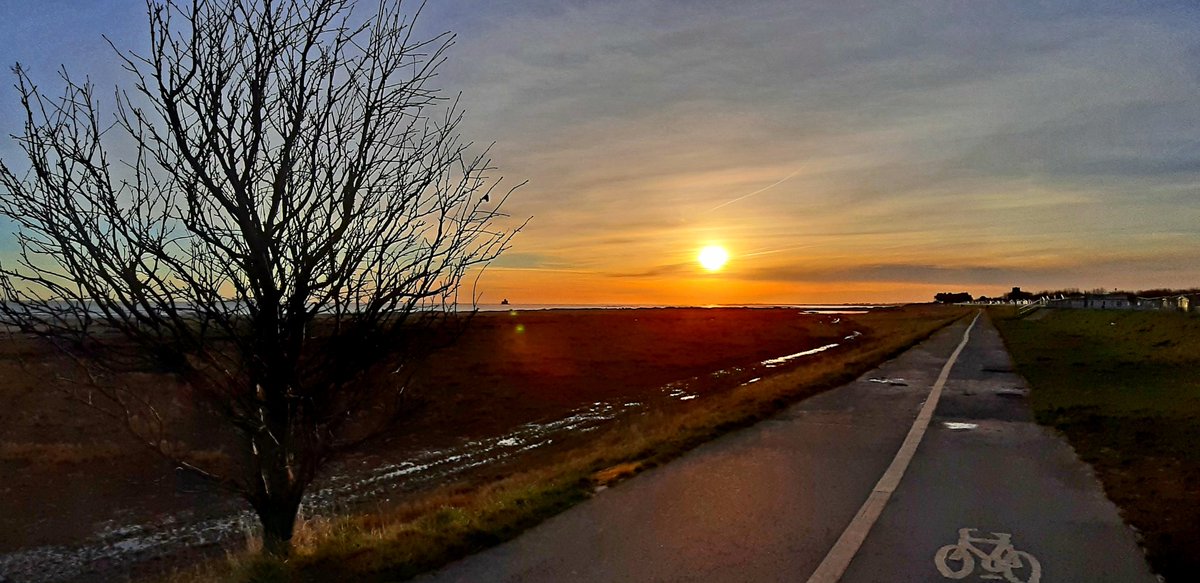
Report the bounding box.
[0,308,852,549]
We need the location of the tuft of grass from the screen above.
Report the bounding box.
[160,306,969,583]
[591,462,643,487]
[992,307,1200,582]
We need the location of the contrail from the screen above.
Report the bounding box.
[705,162,808,213]
[739,244,809,258]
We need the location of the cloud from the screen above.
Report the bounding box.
[490,252,568,269]
[606,262,691,278]
[740,248,1200,290]
[5,0,1200,301]
[740,263,1047,286]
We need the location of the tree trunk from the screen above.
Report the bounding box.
[253,490,304,557]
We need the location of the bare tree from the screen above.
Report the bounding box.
[0,0,520,555]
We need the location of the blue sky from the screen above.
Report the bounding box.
[2,1,1199,303]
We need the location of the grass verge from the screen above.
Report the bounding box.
[991,307,1200,582]
[163,306,969,583]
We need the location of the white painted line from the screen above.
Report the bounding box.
[806,312,981,583]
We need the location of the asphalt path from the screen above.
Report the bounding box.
[418,313,1157,582]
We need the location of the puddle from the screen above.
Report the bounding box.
[0,399,641,583]
[666,384,698,401]
[943,422,979,431]
[994,388,1027,398]
[762,342,840,367]
[709,366,742,379]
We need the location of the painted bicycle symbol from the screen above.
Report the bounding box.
[934,528,1042,583]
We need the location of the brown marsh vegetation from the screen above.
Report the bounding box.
[0,305,966,581]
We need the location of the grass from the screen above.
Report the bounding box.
[160,305,968,583]
[991,307,1200,582]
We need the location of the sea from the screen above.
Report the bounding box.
[473,303,891,313]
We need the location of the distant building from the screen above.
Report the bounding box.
[1129,294,1200,313]
[1006,287,1035,302]
[1045,292,1200,312]
[1095,294,1132,309]
[1048,293,1133,310]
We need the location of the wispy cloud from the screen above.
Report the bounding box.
[705,163,810,213]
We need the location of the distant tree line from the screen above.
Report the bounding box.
[934,292,973,304]
[1134,288,1200,298]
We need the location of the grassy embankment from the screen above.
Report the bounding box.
[992,307,1200,581]
[158,306,968,583]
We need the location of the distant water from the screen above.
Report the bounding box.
[3,301,890,317]
[473,303,892,312]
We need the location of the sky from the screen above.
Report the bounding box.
[1,0,1199,304]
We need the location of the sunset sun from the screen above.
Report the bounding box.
[698,245,730,272]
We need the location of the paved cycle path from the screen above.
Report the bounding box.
[419,314,1156,582]
[839,314,1156,583]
